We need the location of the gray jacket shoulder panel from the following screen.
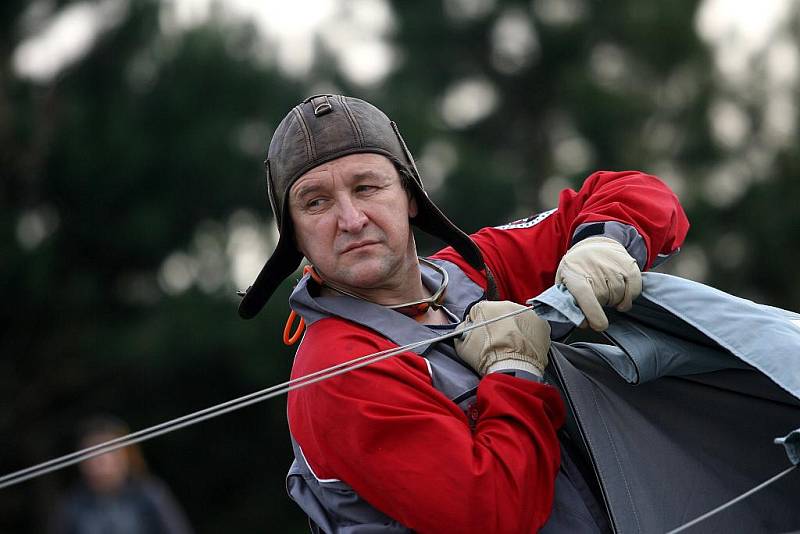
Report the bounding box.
[288,259,483,350]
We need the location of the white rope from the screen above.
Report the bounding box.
[664,464,797,534]
[6,302,794,534]
[0,304,535,490]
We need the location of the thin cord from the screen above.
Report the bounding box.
[664,464,798,534]
[0,304,535,490]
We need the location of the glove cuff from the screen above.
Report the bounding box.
[572,221,648,270]
[490,368,545,383]
[486,354,544,376]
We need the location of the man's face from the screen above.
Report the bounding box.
[289,153,418,295]
[79,432,130,494]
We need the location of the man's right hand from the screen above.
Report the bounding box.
[454,300,551,377]
[555,236,642,331]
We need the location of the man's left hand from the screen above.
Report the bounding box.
[455,300,550,377]
[555,236,642,331]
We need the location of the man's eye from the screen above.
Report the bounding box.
[306,198,327,209]
[355,185,378,194]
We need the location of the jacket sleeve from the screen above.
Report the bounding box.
[288,318,565,534]
[432,170,690,304]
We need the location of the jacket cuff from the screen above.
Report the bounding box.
[571,221,648,270]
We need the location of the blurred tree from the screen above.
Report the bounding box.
[2,1,306,532]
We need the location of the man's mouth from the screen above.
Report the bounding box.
[340,241,379,254]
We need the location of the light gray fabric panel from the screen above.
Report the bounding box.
[532,272,800,400]
[634,272,800,399]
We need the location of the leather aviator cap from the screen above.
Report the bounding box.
[238,94,486,319]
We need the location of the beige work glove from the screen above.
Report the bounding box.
[555,236,642,332]
[454,300,551,377]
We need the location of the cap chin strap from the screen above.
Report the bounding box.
[308,258,449,318]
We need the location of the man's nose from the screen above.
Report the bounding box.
[336,197,368,233]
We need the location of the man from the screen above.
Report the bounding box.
[49,416,194,534]
[238,94,689,533]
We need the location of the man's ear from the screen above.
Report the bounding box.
[408,194,418,218]
[289,221,307,258]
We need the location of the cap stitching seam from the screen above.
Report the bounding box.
[292,107,315,160]
[339,96,364,148]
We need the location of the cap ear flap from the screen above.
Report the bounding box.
[265,159,281,226]
[390,121,424,190]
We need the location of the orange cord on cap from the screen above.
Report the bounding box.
[282,265,322,346]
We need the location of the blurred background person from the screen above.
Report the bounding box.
[49,415,193,534]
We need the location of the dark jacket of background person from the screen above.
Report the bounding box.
[49,476,193,534]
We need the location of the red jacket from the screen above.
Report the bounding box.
[288,170,689,533]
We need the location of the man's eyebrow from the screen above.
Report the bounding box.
[352,169,393,182]
[291,183,323,201]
